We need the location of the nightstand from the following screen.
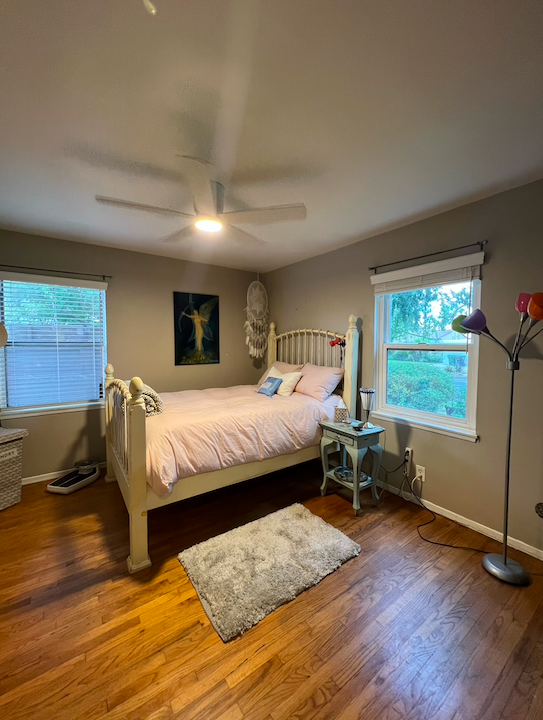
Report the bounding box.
[319,419,385,515]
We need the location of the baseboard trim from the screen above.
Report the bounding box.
[23,462,106,486]
[378,480,543,562]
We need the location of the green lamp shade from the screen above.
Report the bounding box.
[452,315,469,335]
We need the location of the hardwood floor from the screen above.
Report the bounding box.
[1,462,542,720]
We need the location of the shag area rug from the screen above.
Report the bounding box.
[178,503,360,642]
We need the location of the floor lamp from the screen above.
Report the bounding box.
[452,292,543,586]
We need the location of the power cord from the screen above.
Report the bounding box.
[409,474,486,554]
[381,458,407,475]
[376,453,409,504]
[379,449,486,554]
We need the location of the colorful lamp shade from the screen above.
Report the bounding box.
[460,309,488,335]
[528,293,543,322]
[516,293,532,314]
[451,315,469,335]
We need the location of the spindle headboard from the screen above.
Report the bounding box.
[267,314,359,417]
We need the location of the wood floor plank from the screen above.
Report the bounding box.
[425,579,542,720]
[498,602,543,720]
[270,541,481,720]
[1,463,542,720]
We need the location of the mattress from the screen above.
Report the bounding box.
[146,385,340,496]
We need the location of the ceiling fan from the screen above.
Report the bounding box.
[96,156,307,246]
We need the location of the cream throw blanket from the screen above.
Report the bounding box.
[123,381,163,416]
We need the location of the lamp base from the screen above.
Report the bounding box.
[362,421,374,429]
[482,553,531,586]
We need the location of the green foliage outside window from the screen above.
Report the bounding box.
[387,359,466,419]
[4,284,102,326]
[385,282,471,420]
[390,284,471,343]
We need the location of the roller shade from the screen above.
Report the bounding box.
[371,252,484,295]
[0,275,107,410]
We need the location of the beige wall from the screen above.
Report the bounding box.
[264,179,543,552]
[0,230,263,477]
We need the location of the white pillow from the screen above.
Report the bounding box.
[272,370,303,397]
[258,362,303,386]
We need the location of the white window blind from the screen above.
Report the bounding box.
[0,274,107,412]
[370,252,484,295]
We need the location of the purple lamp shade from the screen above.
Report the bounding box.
[516,293,532,315]
[460,309,488,335]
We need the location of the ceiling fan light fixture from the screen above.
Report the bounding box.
[143,0,157,15]
[195,217,223,233]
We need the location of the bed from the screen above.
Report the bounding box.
[104,315,360,573]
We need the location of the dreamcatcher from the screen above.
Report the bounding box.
[244,280,269,359]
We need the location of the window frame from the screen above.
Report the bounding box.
[373,279,480,442]
[0,273,108,419]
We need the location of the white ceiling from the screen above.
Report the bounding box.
[1,0,543,272]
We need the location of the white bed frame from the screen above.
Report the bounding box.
[104,314,359,573]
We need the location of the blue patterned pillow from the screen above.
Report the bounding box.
[257,376,283,397]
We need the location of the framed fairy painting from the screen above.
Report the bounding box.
[173,292,220,365]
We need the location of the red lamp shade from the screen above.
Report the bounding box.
[516,293,532,314]
[528,293,543,322]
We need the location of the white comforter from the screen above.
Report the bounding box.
[146,385,340,496]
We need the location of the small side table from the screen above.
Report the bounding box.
[319,420,385,515]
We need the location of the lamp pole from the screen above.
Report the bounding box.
[503,364,516,566]
[481,358,530,585]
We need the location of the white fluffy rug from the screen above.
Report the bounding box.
[178,503,360,642]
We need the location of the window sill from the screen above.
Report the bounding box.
[371,411,478,443]
[0,400,105,420]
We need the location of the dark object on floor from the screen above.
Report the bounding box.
[536,503,543,519]
[46,459,100,494]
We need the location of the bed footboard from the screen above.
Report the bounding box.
[105,365,151,573]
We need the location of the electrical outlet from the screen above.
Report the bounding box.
[405,447,413,476]
[416,465,426,483]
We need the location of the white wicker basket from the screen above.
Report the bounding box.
[0,428,28,511]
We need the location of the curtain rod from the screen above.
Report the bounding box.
[368,240,488,274]
[0,263,113,281]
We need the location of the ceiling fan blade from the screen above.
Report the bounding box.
[220,204,307,225]
[176,156,216,217]
[227,225,266,246]
[213,0,260,181]
[161,226,195,244]
[96,195,194,218]
[65,141,186,183]
[230,164,318,185]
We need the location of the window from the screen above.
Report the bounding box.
[0,273,107,417]
[372,254,482,440]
